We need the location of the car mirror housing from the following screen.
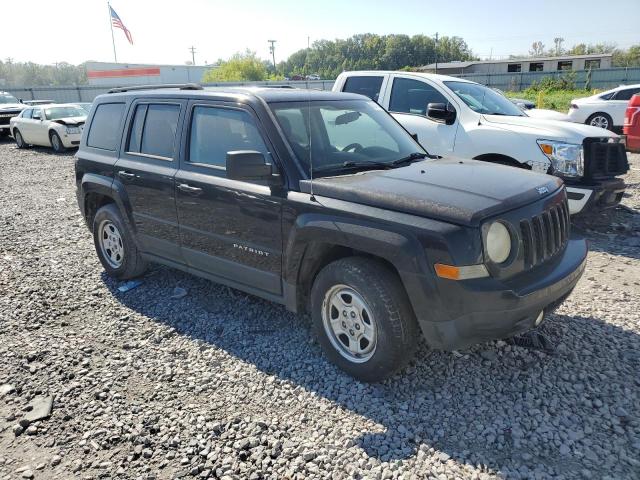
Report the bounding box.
[226,150,279,185]
[427,102,456,125]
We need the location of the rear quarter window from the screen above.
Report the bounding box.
[86,103,125,151]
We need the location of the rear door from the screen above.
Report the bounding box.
[175,100,283,296]
[114,98,186,263]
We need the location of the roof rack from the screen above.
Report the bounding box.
[107,83,203,94]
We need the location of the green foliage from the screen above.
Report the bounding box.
[0,59,87,86]
[506,89,597,113]
[525,71,577,93]
[279,33,476,79]
[202,50,271,82]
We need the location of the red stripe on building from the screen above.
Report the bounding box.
[87,68,161,79]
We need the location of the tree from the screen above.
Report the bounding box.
[202,50,269,82]
[553,37,565,56]
[529,41,545,57]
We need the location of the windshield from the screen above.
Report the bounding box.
[444,81,525,116]
[270,99,426,176]
[0,93,19,104]
[44,106,85,120]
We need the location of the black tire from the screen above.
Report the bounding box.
[13,129,28,149]
[92,204,147,280]
[49,131,65,153]
[310,257,418,382]
[586,112,613,131]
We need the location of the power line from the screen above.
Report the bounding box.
[268,40,277,70]
[188,46,197,66]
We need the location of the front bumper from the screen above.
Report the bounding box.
[60,130,82,148]
[565,178,626,215]
[406,236,588,350]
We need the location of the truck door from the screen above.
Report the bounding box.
[174,100,283,297]
[381,75,458,156]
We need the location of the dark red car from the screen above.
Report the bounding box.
[624,94,640,152]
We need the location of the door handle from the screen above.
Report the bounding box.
[118,170,136,180]
[177,183,203,194]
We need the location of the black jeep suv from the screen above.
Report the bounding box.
[75,84,587,381]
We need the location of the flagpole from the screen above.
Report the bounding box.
[108,1,118,62]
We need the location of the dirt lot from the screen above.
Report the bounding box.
[0,139,639,480]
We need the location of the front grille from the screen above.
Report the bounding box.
[583,138,629,179]
[520,198,570,268]
[0,112,19,126]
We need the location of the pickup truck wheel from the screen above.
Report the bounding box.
[586,112,613,130]
[93,204,147,280]
[49,131,65,153]
[311,257,418,382]
[14,129,28,149]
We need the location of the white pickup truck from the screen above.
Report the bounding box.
[333,71,629,215]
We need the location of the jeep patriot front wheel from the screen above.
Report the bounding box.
[310,257,418,382]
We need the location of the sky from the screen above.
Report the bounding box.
[2,0,639,66]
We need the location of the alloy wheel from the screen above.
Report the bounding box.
[98,220,124,268]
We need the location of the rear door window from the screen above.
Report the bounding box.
[87,103,125,151]
[613,87,640,101]
[127,103,180,159]
[389,78,449,115]
[342,76,384,101]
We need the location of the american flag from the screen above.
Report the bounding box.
[109,6,133,45]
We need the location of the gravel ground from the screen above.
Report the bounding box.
[0,138,639,480]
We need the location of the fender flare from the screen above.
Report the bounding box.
[80,174,137,237]
[282,213,440,316]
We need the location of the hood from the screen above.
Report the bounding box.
[0,103,25,112]
[299,158,562,227]
[52,116,86,126]
[482,114,617,142]
[525,109,571,122]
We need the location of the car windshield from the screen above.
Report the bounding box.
[0,93,19,104]
[270,99,427,177]
[44,106,85,120]
[444,81,525,116]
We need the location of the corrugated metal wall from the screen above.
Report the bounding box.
[2,67,640,102]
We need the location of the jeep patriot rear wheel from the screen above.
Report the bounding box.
[93,204,147,280]
[310,257,418,382]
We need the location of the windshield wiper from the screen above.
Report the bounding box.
[390,152,429,166]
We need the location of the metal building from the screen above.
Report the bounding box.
[86,61,215,86]
[419,54,613,75]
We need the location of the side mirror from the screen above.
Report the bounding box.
[410,133,419,142]
[427,102,456,125]
[19,99,24,104]
[226,151,278,184]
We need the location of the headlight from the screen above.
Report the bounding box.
[486,222,511,264]
[66,126,81,134]
[537,140,583,177]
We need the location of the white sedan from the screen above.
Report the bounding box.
[10,104,87,152]
[567,84,640,130]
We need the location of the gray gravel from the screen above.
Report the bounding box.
[0,139,639,480]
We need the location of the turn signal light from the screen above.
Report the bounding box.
[539,143,553,155]
[434,263,489,280]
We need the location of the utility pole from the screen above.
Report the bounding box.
[268,40,277,71]
[434,32,438,74]
[188,46,197,66]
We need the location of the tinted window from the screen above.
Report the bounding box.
[507,63,521,73]
[87,103,125,151]
[127,104,147,153]
[126,103,180,159]
[529,63,543,72]
[21,109,33,119]
[557,61,572,71]
[342,76,384,101]
[390,78,449,115]
[189,106,268,168]
[613,87,640,101]
[585,59,601,70]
